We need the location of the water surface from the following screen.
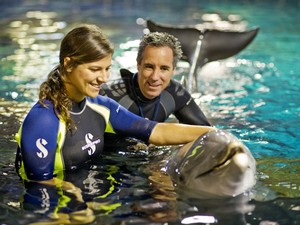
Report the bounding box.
[0,0,299,224]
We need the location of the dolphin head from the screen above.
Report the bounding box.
[167,129,256,198]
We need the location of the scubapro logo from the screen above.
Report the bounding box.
[82,133,101,155]
[36,138,48,158]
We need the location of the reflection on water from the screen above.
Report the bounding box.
[1,142,299,225]
[197,58,299,159]
[257,157,300,198]
[1,0,300,224]
[0,99,32,152]
[1,11,65,101]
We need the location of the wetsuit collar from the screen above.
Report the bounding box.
[70,98,86,113]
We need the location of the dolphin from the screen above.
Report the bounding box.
[166,129,256,199]
[146,20,259,91]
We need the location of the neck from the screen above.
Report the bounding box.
[70,98,86,113]
[64,82,85,103]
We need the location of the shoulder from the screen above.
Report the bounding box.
[22,102,60,138]
[86,96,120,117]
[167,79,191,97]
[168,79,186,91]
[87,95,139,121]
[24,101,59,125]
[87,95,119,107]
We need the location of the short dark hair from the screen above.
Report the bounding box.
[137,32,183,68]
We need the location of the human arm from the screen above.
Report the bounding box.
[16,102,59,181]
[168,80,211,126]
[174,97,212,126]
[148,123,215,146]
[16,103,90,215]
[88,96,157,143]
[89,96,214,146]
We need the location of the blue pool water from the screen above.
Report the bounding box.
[0,0,299,224]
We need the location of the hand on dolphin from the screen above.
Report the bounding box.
[166,129,256,199]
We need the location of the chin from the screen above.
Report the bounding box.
[88,93,98,99]
[145,90,161,99]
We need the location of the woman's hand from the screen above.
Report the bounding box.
[149,123,215,146]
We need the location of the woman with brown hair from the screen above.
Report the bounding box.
[15,24,214,183]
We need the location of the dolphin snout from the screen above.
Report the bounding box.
[166,130,256,198]
[227,141,245,154]
[233,153,250,173]
[227,142,250,172]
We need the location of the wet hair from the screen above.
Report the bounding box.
[39,24,114,130]
[136,32,183,68]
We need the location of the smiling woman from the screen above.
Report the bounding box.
[38,24,115,130]
[0,0,299,224]
[63,55,112,102]
[15,23,215,219]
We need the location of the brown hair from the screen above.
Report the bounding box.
[39,24,114,130]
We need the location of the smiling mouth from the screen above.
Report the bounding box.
[195,143,244,178]
[147,82,161,88]
[90,83,100,89]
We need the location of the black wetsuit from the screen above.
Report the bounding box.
[100,69,211,126]
[15,96,157,181]
[16,96,157,214]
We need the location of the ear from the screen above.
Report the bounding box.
[64,57,72,72]
[137,61,141,72]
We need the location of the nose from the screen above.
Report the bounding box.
[150,68,160,80]
[97,70,110,83]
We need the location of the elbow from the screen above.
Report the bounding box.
[148,124,167,146]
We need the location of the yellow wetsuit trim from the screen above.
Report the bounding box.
[95,165,120,199]
[94,165,122,214]
[16,117,66,181]
[53,119,66,180]
[53,178,72,214]
[86,101,116,134]
[54,187,71,214]
[15,125,28,181]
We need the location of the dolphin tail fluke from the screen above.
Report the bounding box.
[146,20,259,67]
[146,20,259,91]
[200,28,259,67]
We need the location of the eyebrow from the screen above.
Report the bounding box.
[89,64,112,69]
[144,63,171,68]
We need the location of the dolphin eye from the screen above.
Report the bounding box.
[179,175,185,183]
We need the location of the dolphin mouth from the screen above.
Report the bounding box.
[195,142,244,178]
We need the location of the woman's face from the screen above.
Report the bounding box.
[64,55,112,102]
